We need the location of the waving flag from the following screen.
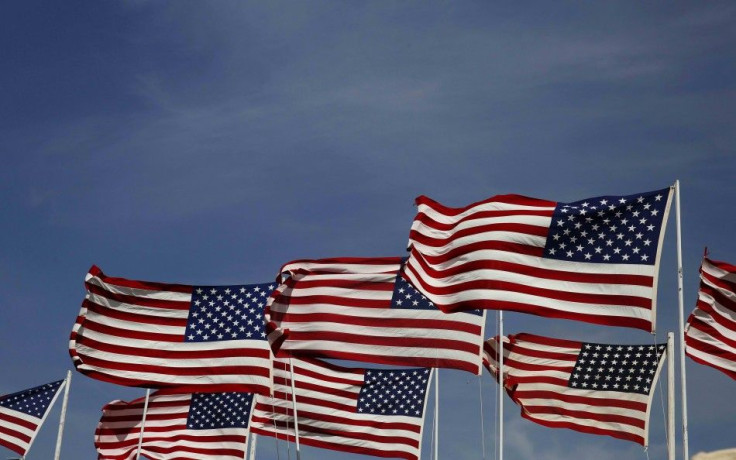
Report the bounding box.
[95,390,253,460]
[404,187,673,332]
[250,357,432,460]
[0,380,65,456]
[265,257,486,374]
[70,266,274,394]
[484,333,666,445]
[685,257,736,380]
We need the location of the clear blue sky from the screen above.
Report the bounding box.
[1,2,735,459]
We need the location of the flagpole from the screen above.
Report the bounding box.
[53,371,72,460]
[248,433,258,460]
[667,333,675,460]
[288,358,301,460]
[674,180,689,460]
[498,311,504,460]
[135,389,151,460]
[434,369,439,460]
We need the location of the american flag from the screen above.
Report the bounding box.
[95,390,253,460]
[250,357,432,460]
[404,187,673,332]
[0,380,65,456]
[484,333,666,446]
[685,257,736,380]
[265,257,486,374]
[69,266,274,394]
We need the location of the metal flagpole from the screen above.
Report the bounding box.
[288,358,301,460]
[135,389,151,460]
[434,369,439,460]
[667,333,675,460]
[498,311,504,460]
[249,432,258,460]
[53,371,72,460]
[674,180,689,460]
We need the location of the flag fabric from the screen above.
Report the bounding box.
[70,266,274,394]
[0,379,65,456]
[685,257,736,380]
[484,333,666,445]
[95,390,253,460]
[404,187,673,332]
[265,257,487,374]
[250,357,432,460]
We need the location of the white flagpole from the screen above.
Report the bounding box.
[434,369,439,460]
[498,311,504,460]
[135,389,151,460]
[674,180,689,460]
[248,432,258,460]
[667,333,676,460]
[53,371,72,460]
[288,358,301,460]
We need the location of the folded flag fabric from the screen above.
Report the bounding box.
[404,187,673,332]
[265,257,486,374]
[70,266,274,394]
[95,390,253,460]
[250,357,432,460]
[0,379,65,456]
[685,257,736,380]
[484,333,666,445]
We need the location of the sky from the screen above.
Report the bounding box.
[1,1,735,459]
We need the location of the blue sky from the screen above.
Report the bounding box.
[1,1,735,459]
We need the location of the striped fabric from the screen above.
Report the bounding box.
[404,188,673,332]
[69,266,273,394]
[685,257,736,380]
[95,391,252,460]
[265,257,486,374]
[0,380,65,456]
[250,357,432,460]
[484,333,666,446]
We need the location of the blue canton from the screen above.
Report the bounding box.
[185,283,275,342]
[392,275,482,316]
[568,343,666,395]
[543,188,670,265]
[186,392,254,429]
[0,380,63,418]
[357,368,431,417]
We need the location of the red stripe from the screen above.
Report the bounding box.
[75,316,184,342]
[86,281,192,311]
[268,312,481,335]
[283,330,481,354]
[0,438,26,456]
[414,194,556,216]
[74,334,269,360]
[287,277,395,291]
[519,410,644,445]
[82,298,189,328]
[513,389,647,412]
[88,265,193,294]
[410,222,550,248]
[410,239,545,262]
[685,346,736,380]
[409,250,653,287]
[274,294,392,309]
[81,368,270,393]
[413,207,554,232]
[278,349,479,374]
[0,423,32,445]
[687,319,736,350]
[0,411,37,432]
[75,353,270,377]
[523,404,645,429]
[435,297,652,331]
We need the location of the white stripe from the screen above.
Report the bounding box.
[405,269,651,319]
[411,213,553,240]
[86,291,190,320]
[523,411,644,437]
[282,261,401,275]
[86,274,192,302]
[415,200,555,224]
[80,308,187,336]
